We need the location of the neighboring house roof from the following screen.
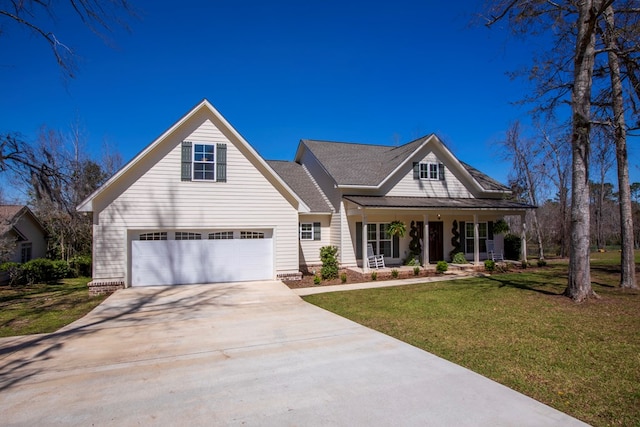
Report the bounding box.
[343,196,535,210]
[298,136,510,193]
[0,205,46,238]
[267,161,333,213]
[77,99,310,213]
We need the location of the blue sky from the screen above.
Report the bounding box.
[1,0,637,200]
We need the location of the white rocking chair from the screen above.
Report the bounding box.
[367,243,385,269]
[486,240,504,262]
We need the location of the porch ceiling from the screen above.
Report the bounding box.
[343,195,535,210]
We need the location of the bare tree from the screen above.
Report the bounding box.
[590,127,616,249]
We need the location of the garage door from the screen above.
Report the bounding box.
[131,235,273,286]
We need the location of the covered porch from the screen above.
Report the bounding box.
[343,196,534,273]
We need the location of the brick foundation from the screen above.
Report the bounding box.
[88,280,125,296]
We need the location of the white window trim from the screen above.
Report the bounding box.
[367,223,394,258]
[464,222,488,254]
[299,223,314,240]
[419,162,442,180]
[192,143,216,181]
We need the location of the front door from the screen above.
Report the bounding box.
[428,221,444,263]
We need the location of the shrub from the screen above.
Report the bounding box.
[484,259,496,272]
[391,269,399,278]
[504,234,521,260]
[403,253,420,266]
[451,252,467,264]
[22,258,55,284]
[51,260,71,280]
[413,266,420,276]
[340,272,347,283]
[1,262,24,286]
[521,260,529,269]
[537,259,547,267]
[313,275,321,285]
[69,255,92,277]
[319,246,339,280]
[436,261,448,274]
[371,271,378,281]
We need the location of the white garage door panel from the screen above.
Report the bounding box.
[132,239,273,286]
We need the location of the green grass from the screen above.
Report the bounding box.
[0,277,107,337]
[304,251,640,427]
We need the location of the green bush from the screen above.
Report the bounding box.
[51,260,71,280]
[313,275,321,285]
[403,253,420,266]
[436,261,448,274]
[340,272,347,283]
[22,259,55,284]
[1,262,24,286]
[413,266,420,276]
[504,234,521,260]
[69,255,92,277]
[391,269,399,278]
[484,259,496,272]
[320,246,339,280]
[371,271,378,281]
[537,259,547,267]
[451,252,467,264]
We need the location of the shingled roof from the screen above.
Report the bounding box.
[300,137,509,192]
[343,196,534,210]
[267,161,333,213]
[0,205,26,235]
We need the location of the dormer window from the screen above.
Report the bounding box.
[415,162,445,181]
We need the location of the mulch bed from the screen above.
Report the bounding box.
[283,267,441,289]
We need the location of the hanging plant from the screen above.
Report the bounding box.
[387,220,407,238]
[492,219,510,235]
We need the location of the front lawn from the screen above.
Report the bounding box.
[304,252,640,427]
[0,277,107,337]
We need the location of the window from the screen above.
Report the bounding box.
[139,232,167,241]
[367,223,393,258]
[240,231,264,239]
[175,232,202,240]
[299,222,321,241]
[300,223,313,240]
[416,162,445,181]
[465,222,487,253]
[20,243,32,263]
[209,231,234,240]
[193,144,215,181]
[182,142,227,182]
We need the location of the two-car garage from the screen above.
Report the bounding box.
[130,230,274,286]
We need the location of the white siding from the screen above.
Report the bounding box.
[298,215,331,267]
[92,118,299,285]
[386,151,473,198]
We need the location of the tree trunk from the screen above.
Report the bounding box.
[565,0,598,302]
[603,5,637,289]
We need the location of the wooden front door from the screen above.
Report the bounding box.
[428,221,444,262]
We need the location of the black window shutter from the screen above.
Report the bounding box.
[413,162,419,179]
[356,222,362,260]
[313,222,321,240]
[181,141,192,181]
[488,221,494,240]
[460,221,466,252]
[216,144,227,182]
[393,234,399,258]
[439,163,445,181]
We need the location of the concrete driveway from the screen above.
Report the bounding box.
[0,281,587,426]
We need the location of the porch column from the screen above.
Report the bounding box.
[520,213,528,262]
[423,214,429,266]
[473,213,480,265]
[362,213,369,272]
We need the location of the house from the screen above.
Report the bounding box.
[0,205,48,281]
[78,99,533,291]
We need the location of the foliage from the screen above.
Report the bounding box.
[387,221,406,238]
[371,271,377,281]
[0,235,16,264]
[436,261,448,274]
[449,219,462,259]
[313,275,321,285]
[537,259,547,267]
[408,220,421,255]
[304,254,640,426]
[0,277,107,337]
[319,246,339,280]
[391,269,399,279]
[69,254,92,277]
[451,252,467,264]
[0,262,23,286]
[340,272,347,284]
[403,254,420,266]
[492,219,510,235]
[413,266,420,276]
[484,259,495,272]
[503,234,521,261]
